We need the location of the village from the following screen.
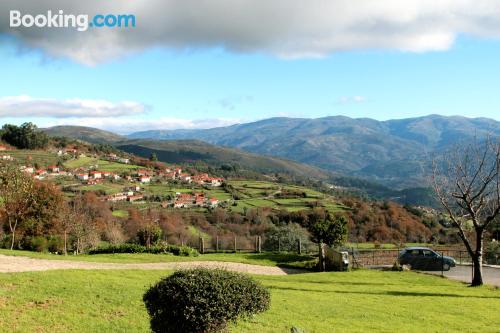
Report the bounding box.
[0,144,225,209]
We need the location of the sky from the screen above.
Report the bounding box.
[1,1,500,133]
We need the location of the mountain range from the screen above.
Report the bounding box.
[43,115,500,205]
[128,115,500,188]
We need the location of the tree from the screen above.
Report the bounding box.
[149,152,158,162]
[308,211,348,271]
[432,137,500,286]
[67,193,104,254]
[0,165,35,249]
[0,122,49,149]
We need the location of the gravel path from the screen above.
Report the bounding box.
[0,254,303,275]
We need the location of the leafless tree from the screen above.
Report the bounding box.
[432,137,500,286]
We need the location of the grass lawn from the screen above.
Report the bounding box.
[0,269,497,332]
[111,210,129,218]
[0,249,315,268]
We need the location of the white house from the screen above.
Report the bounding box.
[76,173,89,181]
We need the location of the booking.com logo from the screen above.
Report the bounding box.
[10,10,136,31]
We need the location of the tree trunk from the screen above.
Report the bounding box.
[63,231,68,256]
[10,229,15,250]
[471,231,484,286]
[318,242,326,272]
[9,218,18,250]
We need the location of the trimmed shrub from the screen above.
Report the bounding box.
[88,243,199,257]
[143,268,270,333]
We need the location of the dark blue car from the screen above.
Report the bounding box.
[398,247,456,271]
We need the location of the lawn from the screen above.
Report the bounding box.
[0,269,497,332]
[0,249,315,268]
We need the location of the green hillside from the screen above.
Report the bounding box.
[116,139,332,180]
[44,126,125,144]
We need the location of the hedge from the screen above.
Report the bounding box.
[88,243,199,256]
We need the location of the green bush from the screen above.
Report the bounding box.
[485,242,499,265]
[264,223,312,252]
[47,236,64,253]
[88,243,199,257]
[143,269,270,333]
[24,236,48,252]
[136,226,163,247]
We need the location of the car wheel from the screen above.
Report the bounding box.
[443,263,450,271]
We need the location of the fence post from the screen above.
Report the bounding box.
[297,238,302,255]
[199,237,205,254]
[256,236,262,253]
[278,238,281,253]
[233,236,237,253]
[216,236,219,252]
[441,252,444,277]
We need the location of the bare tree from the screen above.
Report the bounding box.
[432,137,500,286]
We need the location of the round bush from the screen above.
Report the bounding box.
[143,268,270,333]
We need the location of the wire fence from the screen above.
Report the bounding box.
[172,234,499,266]
[345,247,499,267]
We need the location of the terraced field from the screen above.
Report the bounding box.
[227,180,345,213]
[63,156,141,172]
[3,150,60,166]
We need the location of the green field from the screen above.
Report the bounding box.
[111,210,129,218]
[80,183,124,194]
[3,150,60,166]
[0,268,497,332]
[227,180,344,213]
[63,156,141,172]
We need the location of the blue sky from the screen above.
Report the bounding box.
[1,1,500,133]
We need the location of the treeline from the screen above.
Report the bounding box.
[0,163,453,254]
[0,123,49,149]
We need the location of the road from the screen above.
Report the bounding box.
[424,265,500,287]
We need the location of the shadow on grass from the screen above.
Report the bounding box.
[268,286,500,299]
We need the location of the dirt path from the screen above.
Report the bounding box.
[0,254,303,275]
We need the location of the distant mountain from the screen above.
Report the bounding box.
[44,126,124,144]
[129,115,500,188]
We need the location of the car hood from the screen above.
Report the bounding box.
[442,256,455,263]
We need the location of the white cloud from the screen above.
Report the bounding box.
[1,1,500,64]
[0,95,148,118]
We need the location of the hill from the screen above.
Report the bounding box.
[41,126,333,181]
[44,126,125,144]
[116,139,331,180]
[129,115,500,188]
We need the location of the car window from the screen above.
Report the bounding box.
[408,249,419,256]
[422,250,435,257]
